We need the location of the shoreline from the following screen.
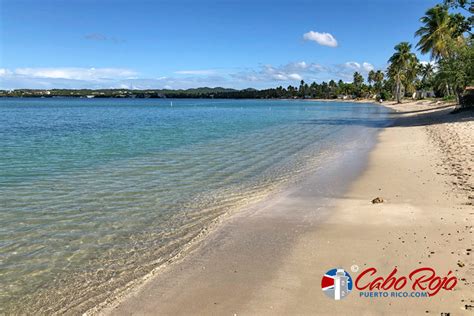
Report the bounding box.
[1,98,388,315]
[100,100,472,315]
[92,102,385,314]
[96,116,382,315]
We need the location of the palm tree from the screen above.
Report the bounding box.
[374,70,385,98]
[435,38,472,106]
[353,72,363,86]
[449,13,471,37]
[388,42,419,103]
[367,70,375,86]
[310,82,318,98]
[328,80,337,98]
[416,5,471,98]
[353,72,364,97]
[405,61,421,97]
[421,63,435,82]
[420,63,435,97]
[415,5,453,60]
[299,80,306,98]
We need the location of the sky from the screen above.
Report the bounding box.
[0,0,442,90]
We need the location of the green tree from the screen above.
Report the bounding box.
[373,70,385,98]
[328,80,337,98]
[444,0,474,29]
[353,72,364,97]
[309,82,318,98]
[419,63,435,97]
[435,38,474,106]
[287,85,297,98]
[415,5,453,60]
[449,13,471,37]
[298,80,306,98]
[353,72,364,86]
[368,70,375,86]
[444,0,473,11]
[387,42,418,103]
[367,70,376,96]
[405,60,421,96]
[415,5,470,60]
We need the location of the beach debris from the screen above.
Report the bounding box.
[372,197,384,204]
[457,261,465,268]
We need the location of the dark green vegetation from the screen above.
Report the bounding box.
[1,0,472,107]
[398,0,473,107]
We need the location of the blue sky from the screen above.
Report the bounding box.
[0,0,441,89]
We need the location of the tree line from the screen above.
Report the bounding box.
[386,0,473,106]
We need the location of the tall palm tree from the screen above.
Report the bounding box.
[405,61,421,96]
[374,71,384,85]
[388,42,419,103]
[352,72,364,97]
[367,70,375,86]
[373,70,385,98]
[299,80,305,98]
[421,63,435,87]
[415,5,454,60]
[421,63,435,82]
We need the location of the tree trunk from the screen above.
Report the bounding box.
[456,91,462,108]
[396,79,401,103]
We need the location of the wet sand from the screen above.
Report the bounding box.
[99,101,473,315]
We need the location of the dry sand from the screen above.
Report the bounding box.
[100,100,473,316]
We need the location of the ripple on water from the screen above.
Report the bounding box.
[0,99,390,314]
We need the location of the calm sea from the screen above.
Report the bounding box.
[0,98,391,313]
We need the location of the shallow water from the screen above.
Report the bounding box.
[0,98,391,313]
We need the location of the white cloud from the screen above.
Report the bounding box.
[344,62,361,70]
[231,61,325,84]
[303,31,338,47]
[0,61,379,90]
[285,61,308,70]
[288,73,303,80]
[0,68,10,77]
[12,67,137,80]
[174,69,217,75]
[330,61,377,82]
[362,62,374,72]
[343,61,374,73]
[273,74,288,80]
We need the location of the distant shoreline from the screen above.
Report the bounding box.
[0,94,454,107]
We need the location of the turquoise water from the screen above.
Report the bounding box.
[0,98,390,313]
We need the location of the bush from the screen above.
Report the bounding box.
[379,90,391,101]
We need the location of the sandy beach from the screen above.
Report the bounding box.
[99,101,473,315]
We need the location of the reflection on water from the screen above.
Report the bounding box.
[0,98,390,313]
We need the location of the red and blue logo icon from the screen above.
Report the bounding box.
[321,268,353,300]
